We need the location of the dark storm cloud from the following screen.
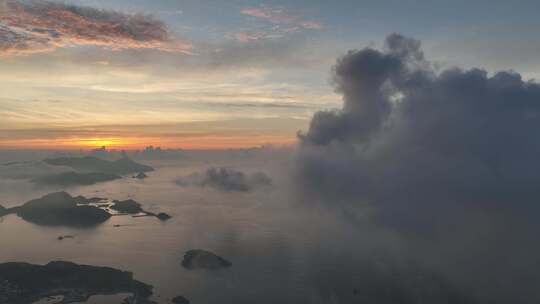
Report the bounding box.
[299,33,540,216]
[300,34,427,146]
[0,0,191,55]
[177,167,272,192]
[296,34,540,303]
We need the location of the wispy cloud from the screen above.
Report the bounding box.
[232,30,273,43]
[235,5,322,42]
[232,26,302,42]
[0,0,192,56]
[241,6,322,29]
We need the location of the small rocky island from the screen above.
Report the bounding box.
[2,192,171,226]
[31,171,121,186]
[8,192,111,226]
[73,196,108,204]
[110,200,172,221]
[0,261,154,304]
[181,250,232,270]
[111,199,145,214]
[133,172,148,179]
[155,212,172,221]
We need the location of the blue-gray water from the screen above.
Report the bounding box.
[3,153,504,304]
[0,156,360,304]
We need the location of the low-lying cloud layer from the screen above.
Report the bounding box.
[0,0,191,55]
[297,33,540,302]
[177,167,272,192]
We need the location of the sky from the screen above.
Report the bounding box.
[1,0,540,150]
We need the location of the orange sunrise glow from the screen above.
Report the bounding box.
[0,134,297,150]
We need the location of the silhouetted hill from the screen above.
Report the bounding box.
[31,172,121,186]
[5,192,170,225]
[11,192,111,226]
[0,261,153,304]
[111,199,144,214]
[44,156,154,175]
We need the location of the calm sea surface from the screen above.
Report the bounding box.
[0,158,356,304]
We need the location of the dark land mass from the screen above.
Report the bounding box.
[156,212,172,221]
[0,205,6,217]
[4,192,170,226]
[111,200,172,221]
[73,195,107,204]
[181,250,232,270]
[111,199,144,214]
[7,192,111,226]
[133,172,148,179]
[31,171,121,186]
[134,211,173,221]
[44,156,154,175]
[57,235,74,240]
[0,261,153,304]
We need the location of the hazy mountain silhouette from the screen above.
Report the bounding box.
[31,171,121,186]
[0,261,153,304]
[44,156,154,175]
[7,192,111,226]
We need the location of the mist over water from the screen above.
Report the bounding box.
[0,149,473,304]
[0,151,371,303]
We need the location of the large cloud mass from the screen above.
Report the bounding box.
[299,33,540,218]
[297,34,540,303]
[0,0,191,55]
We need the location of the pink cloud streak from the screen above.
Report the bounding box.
[241,6,322,30]
[0,0,192,56]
